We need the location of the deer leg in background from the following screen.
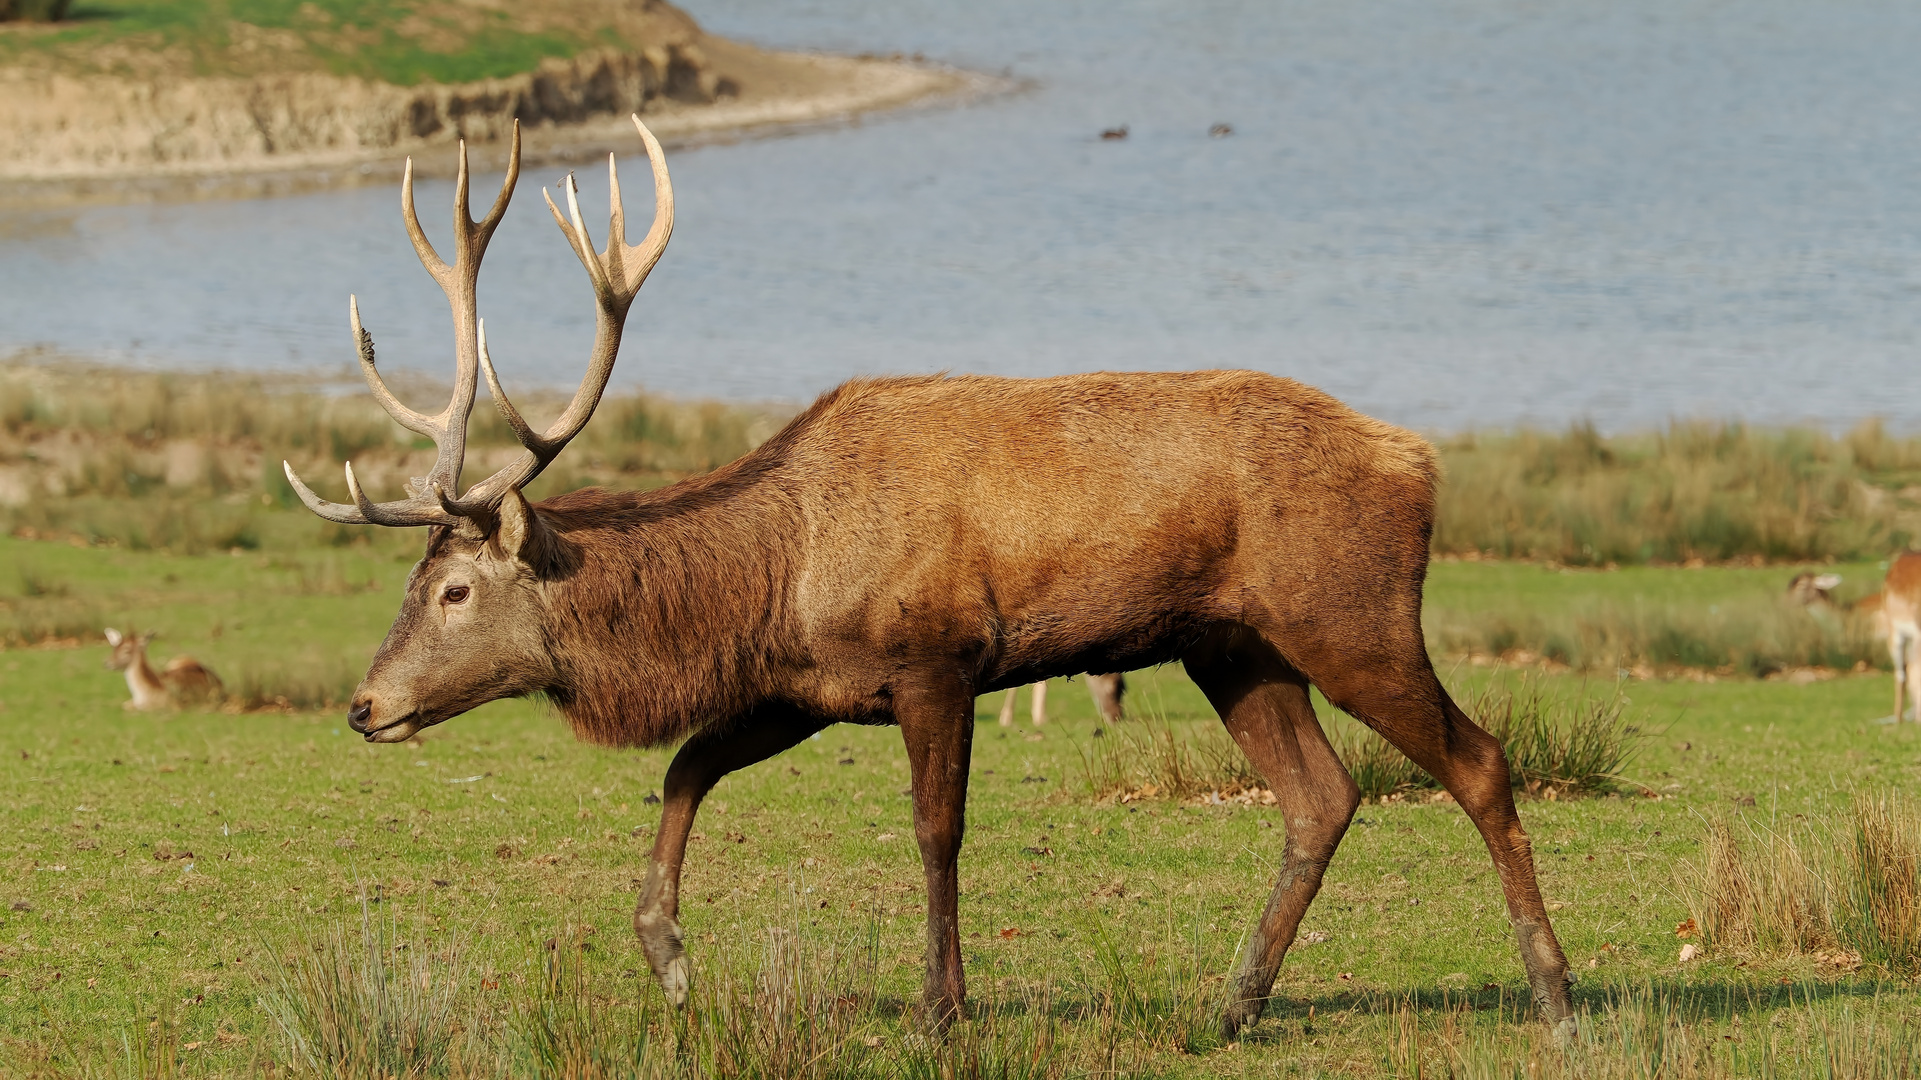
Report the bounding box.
[1313,658,1575,1033]
[1897,626,1913,718]
[997,687,1018,727]
[1185,635,1357,1039]
[1086,672,1126,723]
[1893,628,1910,723]
[897,672,977,1028]
[1030,680,1049,725]
[635,706,826,1005]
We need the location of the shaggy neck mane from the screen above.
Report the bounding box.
[531,448,801,748]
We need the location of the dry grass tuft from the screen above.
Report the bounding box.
[1837,792,1921,973]
[1081,677,1646,805]
[895,989,1069,1080]
[1076,718,1263,806]
[675,924,883,1080]
[1679,792,1921,973]
[1083,906,1222,1058]
[1680,817,1833,958]
[258,903,476,1079]
[511,928,660,1080]
[1466,677,1648,797]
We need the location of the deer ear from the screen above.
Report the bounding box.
[493,489,560,572]
[104,628,122,646]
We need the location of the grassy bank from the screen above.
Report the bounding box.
[1434,421,1921,566]
[0,0,695,84]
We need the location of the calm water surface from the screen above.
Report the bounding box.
[3,0,1919,432]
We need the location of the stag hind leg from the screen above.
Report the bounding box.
[1299,642,1576,1034]
[635,708,826,1005]
[1184,633,1358,1039]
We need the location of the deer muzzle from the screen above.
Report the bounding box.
[348,697,423,742]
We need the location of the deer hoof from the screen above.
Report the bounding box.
[659,954,690,1007]
[1220,997,1264,1039]
[635,910,688,1004]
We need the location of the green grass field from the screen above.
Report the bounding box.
[4,531,1918,1076]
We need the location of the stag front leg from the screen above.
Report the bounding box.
[897,673,977,1029]
[635,708,825,1005]
[1185,637,1357,1039]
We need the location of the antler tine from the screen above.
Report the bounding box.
[412,125,523,516]
[282,460,370,524]
[455,117,674,510]
[477,121,523,237]
[546,174,612,298]
[622,113,676,297]
[452,139,472,243]
[606,151,626,254]
[400,157,452,286]
[349,296,440,439]
[287,130,538,531]
[474,319,545,453]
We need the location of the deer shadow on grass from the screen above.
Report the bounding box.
[1242,974,1902,1042]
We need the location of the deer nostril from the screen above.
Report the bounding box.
[347,700,373,733]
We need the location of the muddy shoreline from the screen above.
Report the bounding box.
[0,41,1001,209]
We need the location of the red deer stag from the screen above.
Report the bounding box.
[102,628,223,710]
[284,115,1576,1037]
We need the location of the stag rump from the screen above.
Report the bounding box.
[286,116,1577,1038]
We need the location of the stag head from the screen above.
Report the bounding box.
[285,116,674,742]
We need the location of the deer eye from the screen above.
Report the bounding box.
[443,586,471,604]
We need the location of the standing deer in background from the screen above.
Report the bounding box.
[1882,554,1921,722]
[1853,590,1890,646]
[102,628,223,710]
[284,116,1576,1038]
[996,672,1126,726]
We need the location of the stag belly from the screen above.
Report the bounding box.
[787,544,1234,711]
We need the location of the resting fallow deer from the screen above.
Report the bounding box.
[995,672,1126,727]
[284,116,1577,1038]
[102,628,223,710]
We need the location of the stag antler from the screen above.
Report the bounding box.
[285,115,675,528]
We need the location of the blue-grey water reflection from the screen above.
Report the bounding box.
[3,0,1918,432]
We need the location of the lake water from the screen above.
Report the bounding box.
[3,0,1919,433]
